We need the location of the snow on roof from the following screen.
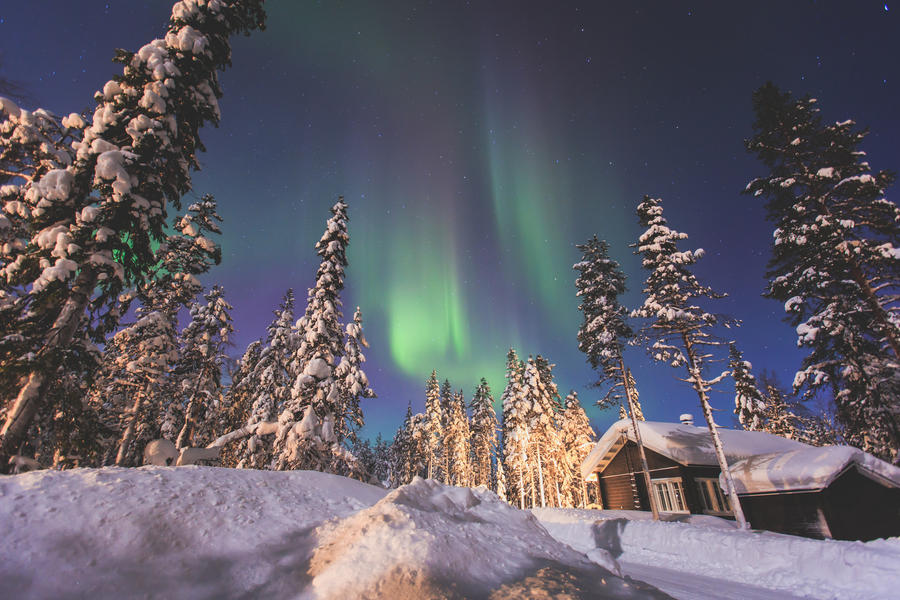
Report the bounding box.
[724,445,900,495]
[581,419,808,480]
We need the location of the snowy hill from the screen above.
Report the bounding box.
[0,467,667,599]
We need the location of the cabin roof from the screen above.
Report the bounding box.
[581,419,807,480]
[723,445,900,495]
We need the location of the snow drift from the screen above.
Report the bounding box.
[533,507,900,600]
[0,467,667,599]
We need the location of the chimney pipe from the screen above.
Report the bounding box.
[679,414,694,426]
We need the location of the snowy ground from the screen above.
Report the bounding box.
[3,467,897,599]
[0,467,666,599]
[532,507,900,600]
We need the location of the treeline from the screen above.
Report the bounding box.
[388,359,597,509]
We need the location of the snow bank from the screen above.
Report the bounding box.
[0,468,667,599]
[309,477,665,599]
[533,507,900,600]
[0,467,385,599]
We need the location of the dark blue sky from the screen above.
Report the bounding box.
[2,1,898,440]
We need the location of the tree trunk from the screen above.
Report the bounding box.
[681,332,750,530]
[0,265,98,469]
[848,261,900,359]
[535,441,546,508]
[620,356,660,520]
[116,389,144,466]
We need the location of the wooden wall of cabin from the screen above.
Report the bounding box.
[821,468,900,541]
[596,441,685,511]
[740,491,830,539]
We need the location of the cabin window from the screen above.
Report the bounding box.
[651,478,688,513]
[695,477,732,515]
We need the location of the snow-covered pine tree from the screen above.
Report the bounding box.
[574,236,634,407]
[29,347,105,469]
[446,389,471,487]
[500,348,529,508]
[97,294,180,466]
[334,306,375,444]
[520,356,559,507]
[625,369,644,421]
[559,391,595,508]
[276,198,351,471]
[574,235,657,516]
[172,285,233,449]
[469,378,498,488]
[494,455,508,501]
[618,404,628,420]
[88,195,221,465]
[423,370,443,480]
[218,339,261,467]
[0,0,267,467]
[372,433,391,485]
[746,83,900,462]
[237,290,295,469]
[760,383,804,440]
[439,379,454,481]
[632,195,749,528]
[406,412,429,482]
[728,343,767,431]
[390,403,414,486]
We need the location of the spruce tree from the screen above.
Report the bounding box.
[632,195,748,528]
[746,83,900,462]
[469,378,498,488]
[238,290,296,469]
[500,348,529,508]
[391,404,414,486]
[372,433,391,485]
[574,236,634,407]
[446,389,471,486]
[625,369,645,421]
[423,370,443,479]
[0,0,266,466]
[334,306,375,444]
[276,198,350,471]
[98,297,180,466]
[574,234,657,516]
[559,391,595,507]
[438,378,455,482]
[219,339,261,467]
[173,285,233,449]
[729,344,767,431]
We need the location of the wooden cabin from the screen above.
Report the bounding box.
[582,418,900,541]
[581,417,807,519]
[725,446,900,541]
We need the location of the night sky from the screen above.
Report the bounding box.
[2,2,898,440]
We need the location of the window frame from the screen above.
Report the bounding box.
[650,477,689,514]
[694,477,732,516]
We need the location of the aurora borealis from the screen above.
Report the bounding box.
[2,2,898,439]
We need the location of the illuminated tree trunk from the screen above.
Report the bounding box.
[116,388,145,467]
[1,266,98,467]
[682,332,749,529]
[621,357,659,520]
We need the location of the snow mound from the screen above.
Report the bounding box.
[309,477,665,599]
[534,507,900,600]
[0,468,667,599]
[0,466,386,599]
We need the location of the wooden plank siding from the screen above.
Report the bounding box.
[593,440,736,518]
